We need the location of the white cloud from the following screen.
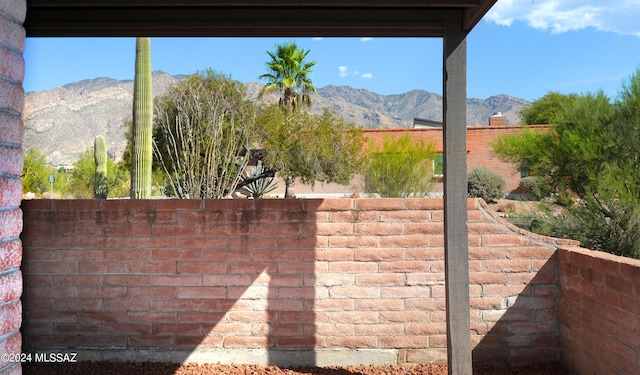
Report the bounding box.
[361,73,373,79]
[360,37,373,42]
[312,37,323,41]
[339,66,348,78]
[485,0,640,36]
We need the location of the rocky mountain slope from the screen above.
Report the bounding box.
[23,71,529,164]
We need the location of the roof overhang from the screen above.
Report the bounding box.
[25,0,497,37]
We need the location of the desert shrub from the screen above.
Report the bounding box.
[467,167,506,203]
[519,176,552,200]
[362,132,436,197]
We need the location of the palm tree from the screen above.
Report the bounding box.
[259,42,317,111]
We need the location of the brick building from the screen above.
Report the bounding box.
[272,115,550,198]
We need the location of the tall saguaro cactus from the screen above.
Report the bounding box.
[94,135,108,199]
[130,37,153,199]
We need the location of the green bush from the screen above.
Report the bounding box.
[467,167,506,203]
[362,132,436,198]
[519,176,552,200]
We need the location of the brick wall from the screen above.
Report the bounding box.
[21,198,562,366]
[0,1,25,375]
[558,247,640,375]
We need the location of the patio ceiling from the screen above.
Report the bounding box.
[25,0,497,37]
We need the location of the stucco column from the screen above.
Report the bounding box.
[0,1,26,375]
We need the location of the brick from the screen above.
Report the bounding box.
[178,262,226,274]
[127,237,177,249]
[277,287,314,299]
[0,208,22,239]
[315,248,354,261]
[0,177,21,208]
[307,198,353,211]
[53,323,100,335]
[153,249,201,260]
[128,311,176,323]
[127,261,176,274]
[379,261,430,273]
[0,0,26,26]
[52,299,102,311]
[315,323,353,336]
[269,275,303,287]
[482,259,531,273]
[203,274,253,287]
[405,248,444,260]
[176,287,225,299]
[278,235,324,249]
[0,240,21,272]
[0,301,21,337]
[78,311,126,323]
[152,299,201,312]
[328,235,379,248]
[330,210,377,223]
[102,249,150,261]
[380,234,437,248]
[481,234,532,246]
[326,335,377,348]
[252,249,304,262]
[355,222,404,235]
[152,223,201,236]
[482,284,528,298]
[405,198,443,210]
[381,286,431,298]
[0,332,21,363]
[203,223,250,236]
[103,275,151,287]
[178,209,224,224]
[0,77,23,114]
[77,287,126,299]
[152,323,202,336]
[405,222,443,235]
[78,261,126,273]
[153,275,202,287]
[0,270,21,303]
[356,273,405,286]
[227,236,277,249]
[330,286,379,299]
[329,261,378,273]
[355,198,405,211]
[274,336,317,349]
[313,222,354,236]
[358,298,406,312]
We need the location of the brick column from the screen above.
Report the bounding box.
[0,1,26,375]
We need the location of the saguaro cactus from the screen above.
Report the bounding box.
[94,135,108,199]
[130,37,153,199]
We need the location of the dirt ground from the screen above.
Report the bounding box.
[23,361,569,375]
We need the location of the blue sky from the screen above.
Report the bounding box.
[23,0,640,102]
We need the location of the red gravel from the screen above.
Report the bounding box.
[23,361,569,375]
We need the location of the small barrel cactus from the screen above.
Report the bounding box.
[94,135,108,199]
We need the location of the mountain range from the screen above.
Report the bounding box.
[23,71,530,165]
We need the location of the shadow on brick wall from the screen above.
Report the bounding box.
[20,199,322,370]
[472,255,561,366]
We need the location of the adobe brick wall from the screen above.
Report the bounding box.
[21,198,563,366]
[558,247,640,375]
[0,1,25,375]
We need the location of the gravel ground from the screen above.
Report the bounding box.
[23,361,569,375]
